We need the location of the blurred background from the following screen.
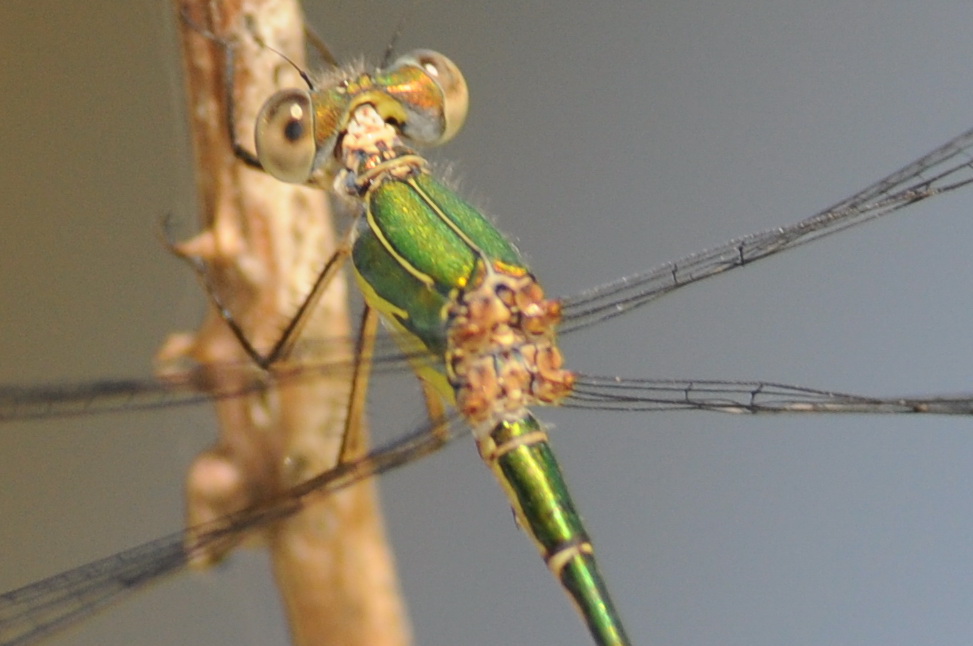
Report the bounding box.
[3,1,973,644]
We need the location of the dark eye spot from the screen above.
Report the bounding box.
[284,119,304,142]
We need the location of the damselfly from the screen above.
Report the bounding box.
[4,1,973,645]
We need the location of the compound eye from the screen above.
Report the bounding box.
[254,89,317,183]
[402,49,469,144]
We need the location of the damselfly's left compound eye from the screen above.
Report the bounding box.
[255,89,317,183]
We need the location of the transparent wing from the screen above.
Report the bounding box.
[7,369,973,645]
[568,376,973,416]
[0,335,420,422]
[561,127,973,333]
[0,414,459,646]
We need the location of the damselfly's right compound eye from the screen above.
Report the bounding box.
[255,89,317,183]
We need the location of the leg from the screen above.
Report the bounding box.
[166,219,355,369]
[179,2,314,171]
[338,305,380,463]
[420,380,450,444]
[338,306,452,465]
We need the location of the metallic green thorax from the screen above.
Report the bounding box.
[352,171,523,361]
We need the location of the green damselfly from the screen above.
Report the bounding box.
[5,2,973,645]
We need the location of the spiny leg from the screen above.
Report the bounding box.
[338,305,380,463]
[260,237,352,367]
[338,306,453,466]
[170,225,354,370]
[179,2,315,170]
[420,381,450,445]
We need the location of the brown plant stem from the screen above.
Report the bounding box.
[163,1,411,644]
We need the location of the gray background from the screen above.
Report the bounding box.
[3,1,973,645]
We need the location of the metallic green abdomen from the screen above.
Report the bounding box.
[481,415,630,646]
